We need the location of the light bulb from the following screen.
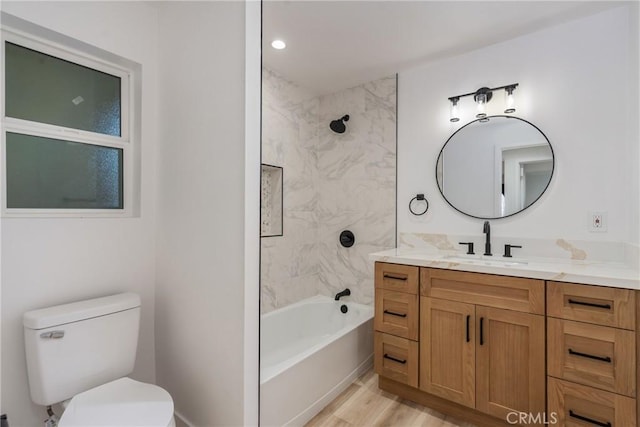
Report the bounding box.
[504,86,516,113]
[476,93,487,119]
[450,98,460,122]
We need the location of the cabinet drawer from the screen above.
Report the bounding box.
[374,332,418,388]
[547,282,635,330]
[375,262,419,294]
[420,268,545,314]
[374,289,418,340]
[548,377,636,427]
[548,318,636,397]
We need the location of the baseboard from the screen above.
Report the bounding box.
[174,410,195,427]
[285,354,374,427]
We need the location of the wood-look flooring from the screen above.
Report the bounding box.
[305,369,476,427]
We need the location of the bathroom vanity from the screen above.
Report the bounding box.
[371,252,640,427]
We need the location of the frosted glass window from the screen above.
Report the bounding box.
[5,42,121,136]
[6,132,123,209]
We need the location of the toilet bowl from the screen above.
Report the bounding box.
[59,378,175,427]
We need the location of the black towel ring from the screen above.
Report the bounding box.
[409,194,429,216]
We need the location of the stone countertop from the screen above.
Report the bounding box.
[370,248,640,290]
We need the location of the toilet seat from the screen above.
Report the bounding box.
[59,377,174,427]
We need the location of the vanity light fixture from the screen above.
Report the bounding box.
[447,83,519,122]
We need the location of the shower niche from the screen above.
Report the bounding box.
[261,163,283,237]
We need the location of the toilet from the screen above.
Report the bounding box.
[23,293,175,427]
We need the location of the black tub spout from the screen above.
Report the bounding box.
[335,288,351,301]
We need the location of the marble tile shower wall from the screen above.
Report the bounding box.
[261,68,396,312]
[261,68,320,313]
[317,77,396,306]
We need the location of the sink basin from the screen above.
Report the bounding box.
[440,255,529,267]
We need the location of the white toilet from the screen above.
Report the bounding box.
[23,293,176,427]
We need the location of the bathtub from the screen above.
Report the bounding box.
[260,295,374,427]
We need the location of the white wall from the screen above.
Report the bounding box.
[243,2,261,423]
[630,1,640,246]
[0,2,159,426]
[398,6,639,245]
[154,2,249,425]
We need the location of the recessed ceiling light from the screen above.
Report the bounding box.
[271,40,286,50]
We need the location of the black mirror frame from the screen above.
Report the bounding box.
[435,115,555,220]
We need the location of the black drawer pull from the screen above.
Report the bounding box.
[383,274,407,281]
[466,315,470,343]
[383,310,407,318]
[568,348,612,363]
[479,317,484,346]
[568,299,611,310]
[383,354,406,364]
[569,410,611,427]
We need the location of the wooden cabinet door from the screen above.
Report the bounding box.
[419,297,475,408]
[476,306,545,421]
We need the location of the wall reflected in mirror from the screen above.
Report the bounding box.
[436,116,554,219]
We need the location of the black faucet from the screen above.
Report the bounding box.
[504,244,522,258]
[458,242,475,255]
[483,221,492,256]
[335,288,351,301]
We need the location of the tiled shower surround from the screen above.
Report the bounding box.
[261,68,396,313]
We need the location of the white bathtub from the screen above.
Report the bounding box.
[260,295,374,427]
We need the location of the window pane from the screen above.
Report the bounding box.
[5,42,121,136]
[6,132,123,209]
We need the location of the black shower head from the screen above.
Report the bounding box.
[329,115,350,134]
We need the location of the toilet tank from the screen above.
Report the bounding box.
[23,293,141,406]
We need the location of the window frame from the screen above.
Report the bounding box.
[1,27,134,217]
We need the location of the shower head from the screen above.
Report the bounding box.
[329,115,350,134]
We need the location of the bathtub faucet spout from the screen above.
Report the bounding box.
[334,288,351,301]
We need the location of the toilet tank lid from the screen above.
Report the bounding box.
[24,293,141,330]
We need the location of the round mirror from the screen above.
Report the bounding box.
[436,116,554,219]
